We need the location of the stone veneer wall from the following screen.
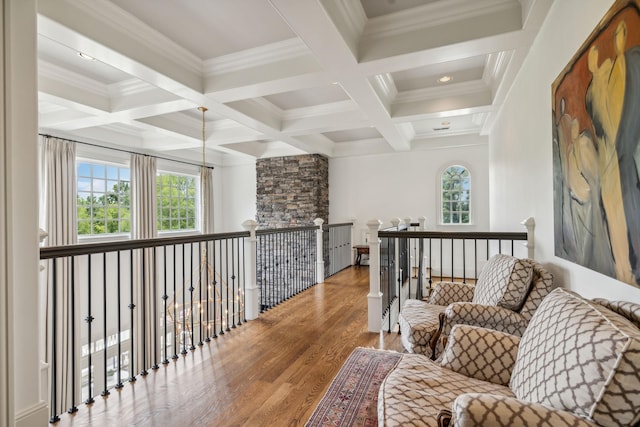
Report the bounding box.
[256,154,329,228]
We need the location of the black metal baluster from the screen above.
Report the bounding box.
[205,240,211,342]
[266,234,271,309]
[499,240,502,255]
[189,243,196,350]
[140,249,148,376]
[128,250,136,382]
[115,252,124,389]
[152,246,159,368]
[225,239,230,332]
[86,255,95,404]
[69,256,79,412]
[49,259,60,423]
[439,239,443,283]
[172,245,178,360]
[231,238,237,328]
[198,241,204,345]
[212,239,218,338]
[162,246,169,364]
[417,237,424,300]
[241,238,246,323]
[101,253,110,396]
[181,243,187,355]
[450,238,454,281]
[462,239,466,284]
[428,239,432,292]
[474,239,478,280]
[511,239,514,256]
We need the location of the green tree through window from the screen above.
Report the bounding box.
[77,162,131,235]
[441,166,470,224]
[157,173,197,232]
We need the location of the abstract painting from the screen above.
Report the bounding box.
[552,0,640,287]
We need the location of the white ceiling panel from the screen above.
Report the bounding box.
[35,0,552,166]
[109,0,296,59]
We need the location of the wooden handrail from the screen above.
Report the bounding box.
[39,231,249,259]
[378,230,528,240]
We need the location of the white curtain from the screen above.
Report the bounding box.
[201,166,214,234]
[130,154,158,372]
[42,136,77,415]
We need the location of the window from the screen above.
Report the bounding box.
[77,161,131,236]
[441,165,470,224]
[157,173,197,232]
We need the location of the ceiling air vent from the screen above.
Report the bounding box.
[432,126,450,131]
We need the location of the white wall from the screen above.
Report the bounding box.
[329,135,491,244]
[490,0,640,302]
[214,161,257,232]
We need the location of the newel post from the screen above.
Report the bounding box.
[242,219,260,320]
[521,217,535,259]
[418,216,427,230]
[367,219,383,332]
[314,218,325,284]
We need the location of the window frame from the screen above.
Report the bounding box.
[76,158,132,241]
[156,170,200,236]
[439,164,472,226]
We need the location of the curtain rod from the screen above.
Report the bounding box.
[39,133,214,170]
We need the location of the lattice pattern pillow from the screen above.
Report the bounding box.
[472,254,533,311]
[451,393,598,427]
[428,281,475,306]
[510,288,640,426]
[440,324,520,386]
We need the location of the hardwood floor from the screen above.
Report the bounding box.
[56,266,404,427]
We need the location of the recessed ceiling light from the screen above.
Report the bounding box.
[77,52,96,61]
[438,75,453,83]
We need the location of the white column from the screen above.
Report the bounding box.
[404,216,413,277]
[3,1,45,426]
[418,216,427,230]
[314,218,325,284]
[391,217,401,230]
[367,219,383,332]
[521,217,536,259]
[242,220,260,320]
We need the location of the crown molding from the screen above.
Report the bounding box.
[483,50,512,91]
[395,80,487,104]
[108,78,157,98]
[369,73,397,108]
[362,0,519,41]
[65,0,203,74]
[203,38,310,75]
[320,0,367,50]
[39,60,109,97]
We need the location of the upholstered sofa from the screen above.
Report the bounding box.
[379,287,640,426]
[399,254,554,358]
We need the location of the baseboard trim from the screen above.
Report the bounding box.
[15,401,47,427]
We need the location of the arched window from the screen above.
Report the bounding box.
[441,165,470,224]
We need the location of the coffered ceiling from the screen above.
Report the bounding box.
[37,0,552,166]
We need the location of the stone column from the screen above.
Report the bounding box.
[367,219,383,332]
[314,218,324,284]
[242,220,260,320]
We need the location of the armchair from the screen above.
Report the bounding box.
[380,288,640,426]
[398,254,538,357]
[434,260,555,355]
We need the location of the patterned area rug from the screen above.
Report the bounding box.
[305,347,403,427]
